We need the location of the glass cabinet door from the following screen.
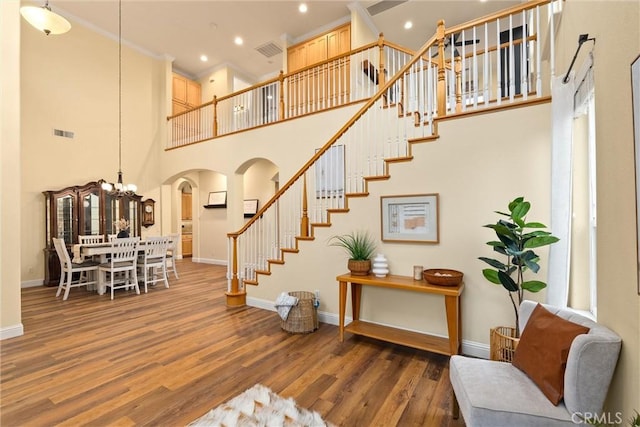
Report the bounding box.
[55,194,75,244]
[128,199,139,237]
[79,190,101,236]
[105,194,120,235]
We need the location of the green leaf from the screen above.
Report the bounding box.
[482,269,501,284]
[513,217,525,228]
[521,280,547,292]
[479,257,507,270]
[524,222,547,229]
[498,271,519,292]
[524,235,560,249]
[511,201,531,221]
[508,197,524,212]
[494,210,511,217]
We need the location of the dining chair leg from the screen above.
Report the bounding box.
[63,272,73,301]
[56,273,65,298]
[110,273,115,300]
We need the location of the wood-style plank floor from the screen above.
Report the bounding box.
[1,261,464,427]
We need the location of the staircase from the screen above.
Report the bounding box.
[225,0,560,306]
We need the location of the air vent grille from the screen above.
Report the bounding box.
[255,41,282,58]
[53,129,75,139]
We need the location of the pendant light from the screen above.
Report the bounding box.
[102,0,137,196]
[20,1,71,36]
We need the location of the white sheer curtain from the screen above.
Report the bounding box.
[546,74,575,308]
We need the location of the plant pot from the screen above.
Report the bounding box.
[348,259,371,276]
[490,326,520,362]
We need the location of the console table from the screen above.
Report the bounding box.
[337,273,464,356]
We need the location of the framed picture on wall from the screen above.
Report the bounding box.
[631,53,640,294]
[205,191,227,208]
[244,199,259,218]
[380,194,439,243]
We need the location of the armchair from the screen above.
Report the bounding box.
[449,300,621,426]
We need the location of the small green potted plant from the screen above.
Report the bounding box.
[479,196,559,338]
[329,230,377,276]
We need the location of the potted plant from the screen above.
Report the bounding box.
[329,230,377,275]
[479,197,559,347]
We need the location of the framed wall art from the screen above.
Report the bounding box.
[205,191,227,208]
[244,199,259,218]
[380,193,439,243]
[315,145,345,198]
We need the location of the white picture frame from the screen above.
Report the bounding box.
[380,194,439,243]
[315,145,345,198]
[206,191,227,208]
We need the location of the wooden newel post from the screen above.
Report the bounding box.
[225,235,246,307]
[436,20,447,117]
[300,174,309,237]
[278,70,285,121]
[213,95,219,138]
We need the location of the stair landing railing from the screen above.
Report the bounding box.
[225,0,559,306]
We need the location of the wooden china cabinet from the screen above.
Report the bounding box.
[43,181,142,286]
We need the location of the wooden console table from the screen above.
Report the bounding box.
[337,273,464,356]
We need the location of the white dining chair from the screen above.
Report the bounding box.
[138,236,170,293]
[79,234,105,244]
[98,237,140,300]
[165,233,179,279]
[108,234,118,242]
[53,237,99,300]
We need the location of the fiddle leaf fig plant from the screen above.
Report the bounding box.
[479,197,559,336]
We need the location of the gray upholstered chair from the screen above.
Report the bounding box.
[449,300,621,426]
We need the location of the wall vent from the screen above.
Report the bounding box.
[53,129,75,139]
[255,41,282,58]
[366,0,407,16]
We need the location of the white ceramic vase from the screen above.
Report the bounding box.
[372,253,389,277]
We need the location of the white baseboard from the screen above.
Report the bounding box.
[246,296,489,359]
[192,258,227,266]
[21,279,44,288]
[1,324,24,340]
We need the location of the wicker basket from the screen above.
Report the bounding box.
[490,326,520,362]
[280,291,318,334]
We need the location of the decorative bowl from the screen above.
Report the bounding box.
[423,269,463,286]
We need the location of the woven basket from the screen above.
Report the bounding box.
[280,291,318,334]
[490,326,520,362]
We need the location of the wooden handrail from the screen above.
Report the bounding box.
[445,0,552,35]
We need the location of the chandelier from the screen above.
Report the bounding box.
[20,0,71,36]
[102,0,137,197]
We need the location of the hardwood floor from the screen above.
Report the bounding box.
[1,261,463,427]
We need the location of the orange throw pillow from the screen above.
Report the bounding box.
[512,303,590,405]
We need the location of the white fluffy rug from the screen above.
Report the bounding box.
[188,384,334,427]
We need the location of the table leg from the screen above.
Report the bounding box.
[445,295,461,355]
[339,280,347,342]
[351,283,362,321]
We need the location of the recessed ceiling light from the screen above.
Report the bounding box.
[234,36,243,46]
[404,21,413,30]
[299,3,308,13]
[200,55,208,62]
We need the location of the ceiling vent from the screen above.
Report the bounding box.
[255,41,282,58]
[367,0,408,16]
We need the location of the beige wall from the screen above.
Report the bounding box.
[19,13,168,283]
[557,0,640,416]
[1,0,22,339]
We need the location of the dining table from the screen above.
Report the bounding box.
[72,239,172,295]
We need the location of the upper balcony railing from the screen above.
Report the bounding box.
[167,0,558,150]
[166,36,418,149]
